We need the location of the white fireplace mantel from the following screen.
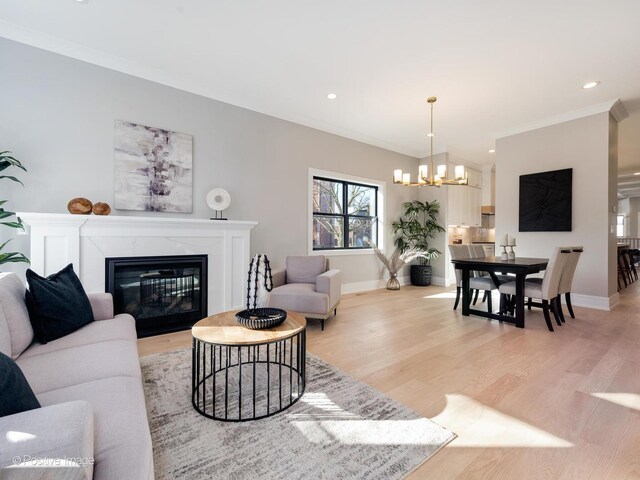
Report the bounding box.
[18,212,258,314]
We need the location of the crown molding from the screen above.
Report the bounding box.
[495,98,628,139]
[0,20,420,159]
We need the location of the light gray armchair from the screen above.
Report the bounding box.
[267,255,341,330]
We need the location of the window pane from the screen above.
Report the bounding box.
[347,184,376,216]
[348,217,376,248]
[313,215,345,249]
[313,179,343,214]
[617,215,624,237]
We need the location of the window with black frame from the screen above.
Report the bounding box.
[312,176,378,250]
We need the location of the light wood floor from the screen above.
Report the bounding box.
[138,283,640,479]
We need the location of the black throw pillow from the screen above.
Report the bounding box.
[0,351,41,417]
[25,264,95,344]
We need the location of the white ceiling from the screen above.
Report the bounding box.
[1,0,640,167]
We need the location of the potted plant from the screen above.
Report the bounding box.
[0,151,29,265]
[392,200,445,286]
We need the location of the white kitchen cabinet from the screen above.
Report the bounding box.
[469,187,482,226]
[459,187,469,226]
[446,187,460,225]
[448,185,482,227]
[466,168,482,188]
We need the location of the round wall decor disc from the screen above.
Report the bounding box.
[206,188,231,211]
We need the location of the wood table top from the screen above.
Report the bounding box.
[451,257,549,272]
[452,256,549,268]
[192,310,306,345]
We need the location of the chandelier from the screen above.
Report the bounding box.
[393,97,468,187]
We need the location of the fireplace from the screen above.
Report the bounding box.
[105,255,208,338]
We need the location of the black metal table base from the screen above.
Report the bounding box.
[462,269,527,328]
[192,331,306,421]
[454,257,549,329]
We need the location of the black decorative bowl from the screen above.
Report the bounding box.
[235,308,287,330]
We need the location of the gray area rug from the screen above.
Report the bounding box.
[141,349,455,480]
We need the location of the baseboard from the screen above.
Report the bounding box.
[341,278,617,310]
[608,292,620,310]
[342,275,411,294]
[342,275,447,294]
[567,293,617,311]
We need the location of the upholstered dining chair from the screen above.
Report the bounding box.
[467,244,514,307]
[556,246,583,321]
[498,247,570,332]
[468,245,487,305]
[266,255,341,330]
[448,245,469,310]
[468,244,488,259]
[525,246,583,323]
[448,244,500,313]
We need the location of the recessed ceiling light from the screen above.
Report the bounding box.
[489,149,495,153]
[427,133,434,137]
[73,0,88,3]
[327,93,337,100]
[582,81,600,89]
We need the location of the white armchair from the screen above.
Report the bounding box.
[267,256,341,330]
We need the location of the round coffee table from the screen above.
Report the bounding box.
[191,310,306,421]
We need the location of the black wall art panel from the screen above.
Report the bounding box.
[519,168,572,232]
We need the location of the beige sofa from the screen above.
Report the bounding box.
[0,272,154,480]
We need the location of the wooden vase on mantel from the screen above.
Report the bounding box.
[67,197,92,215]
[386,273,400,290]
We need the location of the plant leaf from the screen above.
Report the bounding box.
[0,252,30,265]
[0,156,26,173]
[0,175,24,185]
[392,199,445,264]
[1,221,24,229]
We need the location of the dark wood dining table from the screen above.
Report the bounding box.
[451,256,549,328]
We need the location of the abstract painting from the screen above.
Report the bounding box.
[519,168,572,232]
[114,121,193,213]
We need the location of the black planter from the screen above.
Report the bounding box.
[410,264,432,286]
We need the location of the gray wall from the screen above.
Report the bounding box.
[495,112,618,306]
[608,114,619,298]
[0,38,433,286]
